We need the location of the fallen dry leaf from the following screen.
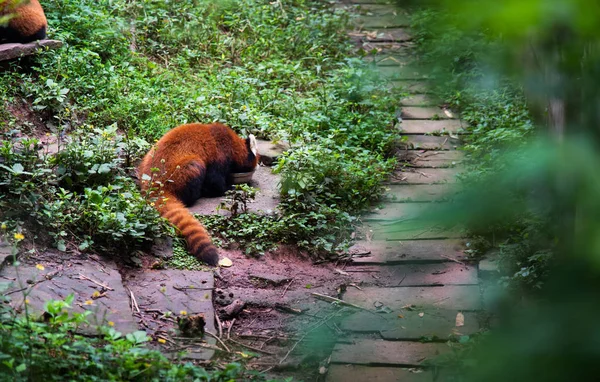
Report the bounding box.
[455,312,465,327]
[334,268,349,276]
[218,257,233,267]
[397,314,404,319]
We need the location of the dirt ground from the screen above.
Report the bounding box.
[211,245,356,378]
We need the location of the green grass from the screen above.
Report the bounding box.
[0,0,398,258]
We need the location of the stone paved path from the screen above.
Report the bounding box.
[326,1,482,380]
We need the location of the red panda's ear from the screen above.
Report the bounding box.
[248,134,257,156]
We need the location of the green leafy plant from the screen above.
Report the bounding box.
[0,127,165,255]
[0,293,268,381]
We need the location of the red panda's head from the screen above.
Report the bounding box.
[238,134,259,172]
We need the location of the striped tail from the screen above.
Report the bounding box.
[158,192,219,266]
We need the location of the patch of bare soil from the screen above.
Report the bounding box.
[213,245,356,379]
[4,98,47,134]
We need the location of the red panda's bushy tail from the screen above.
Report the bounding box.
[158,192,219,266]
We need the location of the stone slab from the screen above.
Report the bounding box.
[188,165,280,215]
[0,240,14,269]
[390,80,429,93]
[397,150,465,168]
[366,221,463,241]
[353,4,406,14]
[401,107,456,120]
[346,262,478,287]
[399,120,463,134]
[327,365,433,382]
[256,139,289,166]
[344,285,482,311]
[348,0,395,4]
[341,309,479,339]
[125,269,216,360]
[348,239,467,264]
[331,339,447,366]
[352,15,410,29]
[364,202,443,221]
[479,249,500,278]
[377,65,426,80]
[361,41,414,54]
[350,28,412,43]
[0,40,63,61]
[401,94,440,106]
[384,184,459,202]
[400,135,461,150]
[388,167,461,184]
[1,261,138,334]
[363,53,411,66]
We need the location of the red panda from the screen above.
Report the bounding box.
[0,0,47,43]
[138,123,259,266]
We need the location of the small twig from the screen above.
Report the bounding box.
[3,278,46,296]
[205,331,231,353]
[227,318,235,340]
[78,273,114,291]
[228,338,275,355]
[126,287,140,313]
[215,313,223,338]
[440,254,465,265]
[173,285,214,292]
[280,276,296,298]
[344,269,380,273]
[398,273,408,286]
[433,297,451,305]
[311,292,371,312]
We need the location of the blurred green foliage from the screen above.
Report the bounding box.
[403,0,600,380]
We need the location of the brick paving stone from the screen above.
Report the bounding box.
[348,0,395,4]
[390,80,429,93]
[364,221,463,241]
[346,262,478,287]
[364,202,443,221]
[401,94,440,106]
[362,41,414,54]
[331,339,447,366]
[351,28,412,43]
[352,15,410,29]
[377,65,426,80]
[327,365,433,382]
[399,119,463,134]
[340,309,479,339]
[364,53,411,66]
[401,107,455,120]
[387,167,461,184]
[397,150,465,168]
[384,184,459,202]
[348,239,467,264]
[401,135,461,150]
[344,285,482,311]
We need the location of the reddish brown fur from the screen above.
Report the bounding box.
[1,0,47,38]
[138,123,259,266]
